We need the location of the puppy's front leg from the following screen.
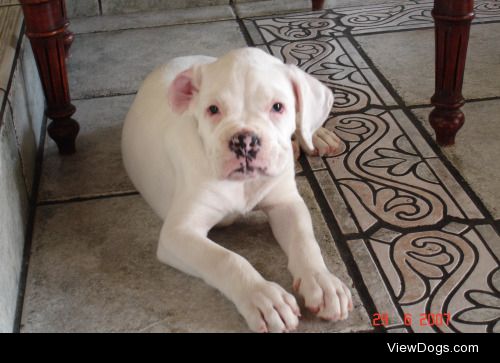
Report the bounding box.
[157,216,300,332]
[262,192,353,321]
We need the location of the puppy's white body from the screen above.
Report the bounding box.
[123,56,214,220]
[122,48,352,332]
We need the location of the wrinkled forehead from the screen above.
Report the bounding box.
[200,60,293,103]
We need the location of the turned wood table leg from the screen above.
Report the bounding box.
[430,0,474,146]
[312,0,325,11]
[20,0,79,154]
[62,0,74,57]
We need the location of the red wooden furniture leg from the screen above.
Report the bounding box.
[430,0,474,146]
[62,0,74,57]
[19,0,79,154]
[312,0,325,11]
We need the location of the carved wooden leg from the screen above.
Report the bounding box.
[312,0,325,11]
[430,0,474,146]
[62,0,74,57]
[20,0,79,154]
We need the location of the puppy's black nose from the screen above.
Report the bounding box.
[229,132,261,160]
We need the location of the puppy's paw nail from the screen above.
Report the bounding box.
[307,305,320,314]
[293,279,301,292]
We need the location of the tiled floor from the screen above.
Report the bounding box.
[20,0,500,332]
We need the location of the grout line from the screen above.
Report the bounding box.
[231,1,256,47]
[464,95,500,104]
[37,191,139,207]
[333,217,492,242]
[72,91,137,102]
[407,96,500,110]
[72,17,238,36]
[407,103,433,110]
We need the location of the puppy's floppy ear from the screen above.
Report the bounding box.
[167,66,202,114]
[287,64,334,153]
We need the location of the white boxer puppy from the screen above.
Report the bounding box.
[122,47,353,333]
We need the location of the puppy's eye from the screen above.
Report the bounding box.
[208,105,219,115]
[272,102,284,113]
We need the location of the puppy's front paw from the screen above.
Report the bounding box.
[310,127,342,157]
[293,269,353,321]
[237,281,300,333]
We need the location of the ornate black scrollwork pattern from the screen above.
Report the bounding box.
[279,40,378,112]
[332,113,444,229]
[391,230,477,332]
[337,4,432,32]
[455,267,500,333]
[257,13,339,41]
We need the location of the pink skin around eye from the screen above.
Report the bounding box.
[270,101,285,121]
[207,105,222,122]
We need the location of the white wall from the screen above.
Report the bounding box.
[0,38,45,333]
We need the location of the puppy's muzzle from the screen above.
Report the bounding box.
[226,131,267,179]
[229,131,261,161]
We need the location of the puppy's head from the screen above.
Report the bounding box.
[168,47,333,181]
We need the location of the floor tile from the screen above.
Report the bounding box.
[365,223,500,332]
[100,0,228,16]
[65,0,100,18]
[68,21,247,99]
[315,169,358,235]
[412,100,500,219]
[354,23,500,106]
[236,0,407,18]
[22,178,371,332]
[387,327,409,333]
[70,5,235,35]
[347,239,402,327]
[39,95,136,203]
[236,0,312,18]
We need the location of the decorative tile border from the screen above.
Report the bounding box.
[360,223,500,333]
[336,0,500,34]
[321,109,483,235]
[334,2,433,35]
[474,0,500,20]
